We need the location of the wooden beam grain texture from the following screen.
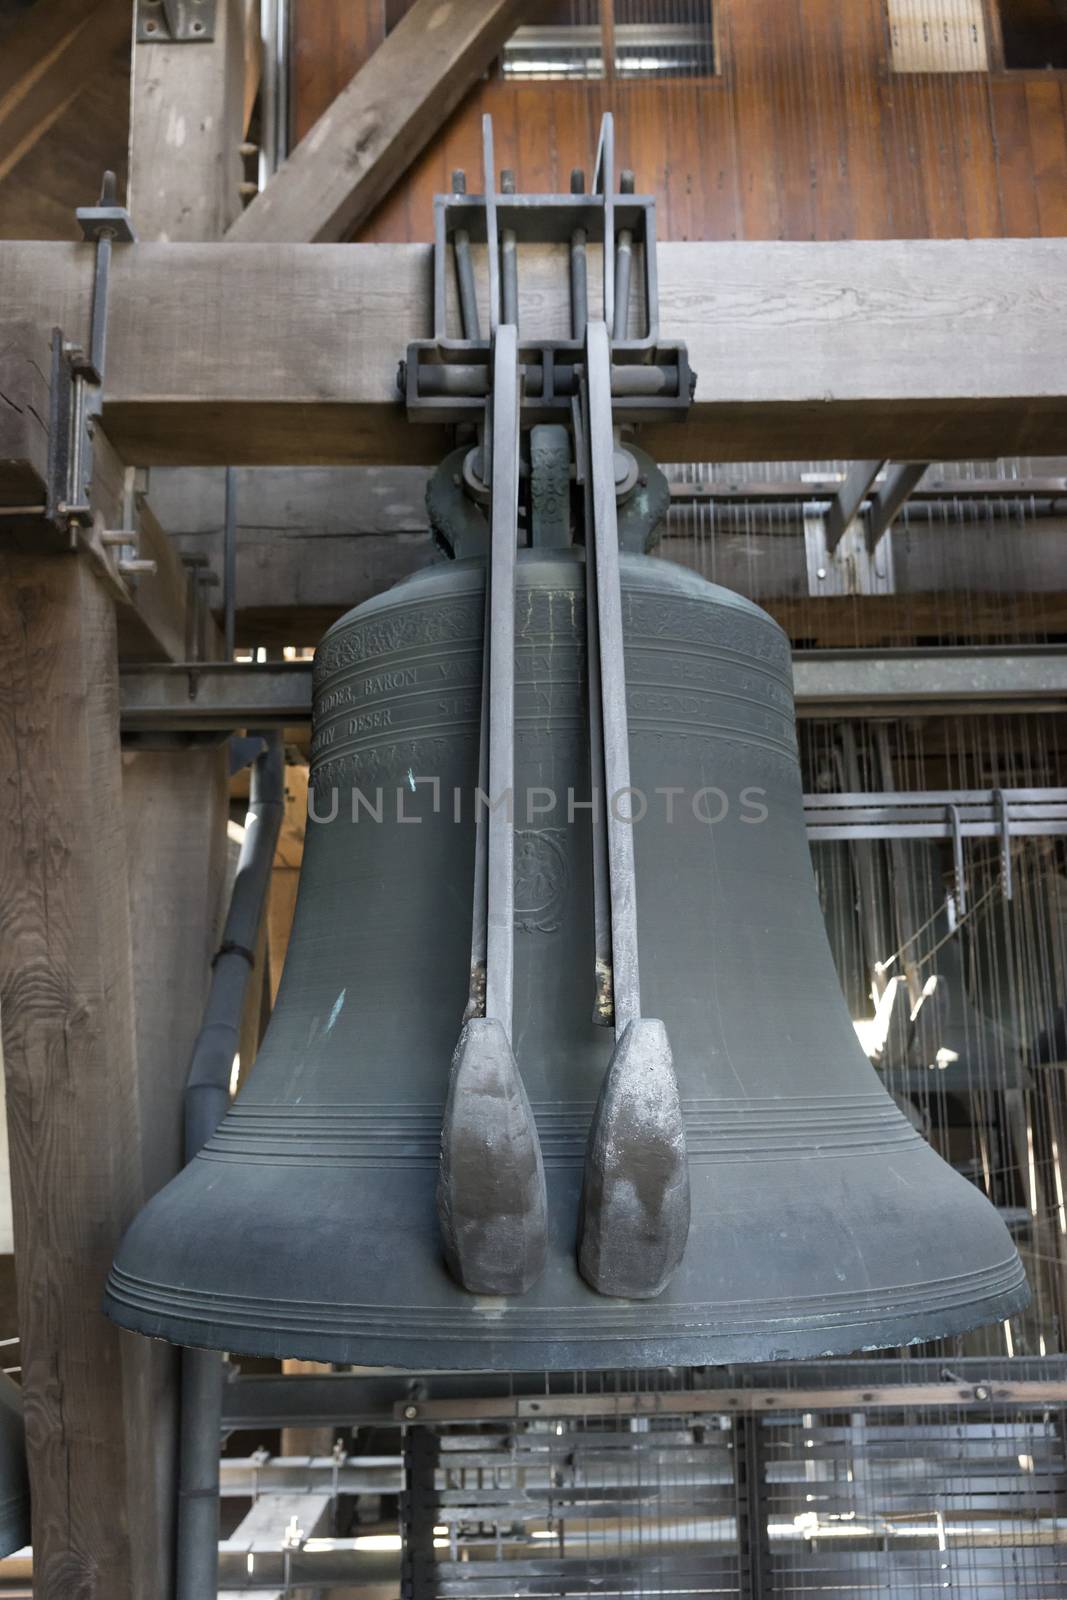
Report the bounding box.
[0,551,158,1600]
[0,0,130,189]
[2,236,1066,464]
[227,0,526,242]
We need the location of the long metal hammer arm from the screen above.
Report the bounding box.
[437,325,548,1298]
[578,320,690,1300]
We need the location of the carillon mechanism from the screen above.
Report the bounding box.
[105,117,1028,1372]
[435,117,691,1302]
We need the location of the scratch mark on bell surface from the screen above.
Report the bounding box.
[325,989,347,1034]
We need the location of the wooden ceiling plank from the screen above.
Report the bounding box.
[227,0,526,243]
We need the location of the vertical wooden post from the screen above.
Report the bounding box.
[0,552,152,1599]
[120,746,230,1592]
[125,6,259,1582]
[128,0,254,240]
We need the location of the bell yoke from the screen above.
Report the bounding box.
[103,116,1028,1370]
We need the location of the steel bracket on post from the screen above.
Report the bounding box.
[136,0,217,42]
[43,174,137,535]
[805,504,895,596]
[402,113,694,429]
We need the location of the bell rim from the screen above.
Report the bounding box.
[102,1258,1029,1372]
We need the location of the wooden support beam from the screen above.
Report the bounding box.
[145,464,1067,649]
[2,237,1066,464]
[128,0,255,241]
[0,327,221,1598]
[120,744,229,1596]
[227,0,525,243]
[0,549,161,1600]
[0,0,130,188]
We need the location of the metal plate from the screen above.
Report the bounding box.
[136,0,217,43]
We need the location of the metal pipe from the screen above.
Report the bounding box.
[613,168,635,342]
[613,228,632,340]
[176,732,285,1600]
[223,467,237,660]
[500,169,519,329]
[482,116,500,334]
[417,361,680,398]
[175,1348,227,1600]
[664,495,1067,524]
[569,167,588,341]
[450,170,481,342]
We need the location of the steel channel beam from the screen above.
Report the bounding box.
[825,459,883,552]
[118,647,1067,732]
[221,1359,1067,1432]
[866,461,929,549]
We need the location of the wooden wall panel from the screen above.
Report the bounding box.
[288,0,1067,244]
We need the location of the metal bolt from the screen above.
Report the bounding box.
[974,1385,990,1401]
[403,1404,419,1420]
[816,566,827,580]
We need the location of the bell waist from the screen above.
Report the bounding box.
[199,1092,922,1170]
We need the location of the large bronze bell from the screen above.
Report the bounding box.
[104,540,1027,1368]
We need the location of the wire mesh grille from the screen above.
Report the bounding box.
[401,1365,1067,1598]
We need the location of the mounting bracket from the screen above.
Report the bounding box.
[403,113,693,429]
[136,0,217,43]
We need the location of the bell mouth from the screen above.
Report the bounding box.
[103,1145,1029,1372]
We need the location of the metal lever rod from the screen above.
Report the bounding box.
[439,325,547,1297]
[577,380,613,1027]
[579,318,689,1300]
[593,114,615,335]
[484,325,521,1034]
[482,115,501,335]
[584,320,640,1028]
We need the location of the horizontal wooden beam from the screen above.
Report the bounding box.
[144,467,1067,652]
[2,238,1066,465]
